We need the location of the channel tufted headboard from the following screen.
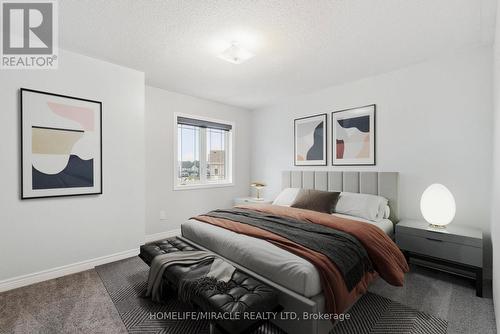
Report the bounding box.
[282,171,400,222]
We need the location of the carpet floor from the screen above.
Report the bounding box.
[0,269,126,334]
[96,256,447,334]
[369,263,497,333]
[0,257,495,334]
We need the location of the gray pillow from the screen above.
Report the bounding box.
[291,189,340,214]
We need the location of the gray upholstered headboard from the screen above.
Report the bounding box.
[282,171,399,222]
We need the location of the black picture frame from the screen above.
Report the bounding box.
[294,113,327,166]
[20,88,103,199]
[331,104,376,166]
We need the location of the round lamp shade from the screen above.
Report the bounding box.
[420,184,456,227]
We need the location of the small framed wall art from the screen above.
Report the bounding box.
[294,113,327,166]
[21,88,102,199]
[332,104,376,166]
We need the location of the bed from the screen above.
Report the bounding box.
[180,171,403,334]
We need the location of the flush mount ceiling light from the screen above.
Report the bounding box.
[217,42,254,64]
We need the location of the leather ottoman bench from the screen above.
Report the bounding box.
[140,237,281,334]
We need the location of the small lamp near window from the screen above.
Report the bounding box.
[420,183,456,228]
[250,182,266,201]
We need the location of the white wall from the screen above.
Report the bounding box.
[491,2,500,328]
[145,86,251,235]
[251,46,493,273]
[0,50,145,282]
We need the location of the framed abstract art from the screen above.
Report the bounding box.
[332,105,376,166]
[21,88,102,199]
[294,113,327,166]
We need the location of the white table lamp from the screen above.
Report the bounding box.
[420,183,456,228]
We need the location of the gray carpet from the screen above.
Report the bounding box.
[95,256,448,334]
[332,293,447,334]
[0,257,494,334]
[369,264,497,333]
[0,269,127,334]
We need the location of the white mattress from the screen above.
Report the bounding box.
[181,214,393,298]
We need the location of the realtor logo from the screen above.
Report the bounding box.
[1,0,58,69]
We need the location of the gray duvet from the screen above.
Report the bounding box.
[181,219,322,297]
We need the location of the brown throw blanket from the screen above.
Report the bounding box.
[192,204,409,316]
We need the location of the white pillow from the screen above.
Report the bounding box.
[334,192,388,222]
[383,205,390,219]
[273,188,302,206]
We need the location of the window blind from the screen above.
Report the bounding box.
[177,116,232,131]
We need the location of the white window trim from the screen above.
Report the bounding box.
[173,112,235,191]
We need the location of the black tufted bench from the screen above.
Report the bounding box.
[140,237,197,265]
[140,237,281,334]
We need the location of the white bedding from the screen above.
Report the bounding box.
[181,213,393,298]
[332,213,394,236]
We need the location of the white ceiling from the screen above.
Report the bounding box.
[60,0,497,109]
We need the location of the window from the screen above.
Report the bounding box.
[174,114,233,189]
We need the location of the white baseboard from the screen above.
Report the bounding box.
[145,229,181,243]
[0,248,139,293]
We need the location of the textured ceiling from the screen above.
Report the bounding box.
[59,0,497,109]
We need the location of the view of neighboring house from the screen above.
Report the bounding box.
[178,150,225,183]
[208,150,225,179]
[179,161,200,180]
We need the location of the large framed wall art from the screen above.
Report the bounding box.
[21,88,102,199]
[332,104,376,166]
[294,113,327,166]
